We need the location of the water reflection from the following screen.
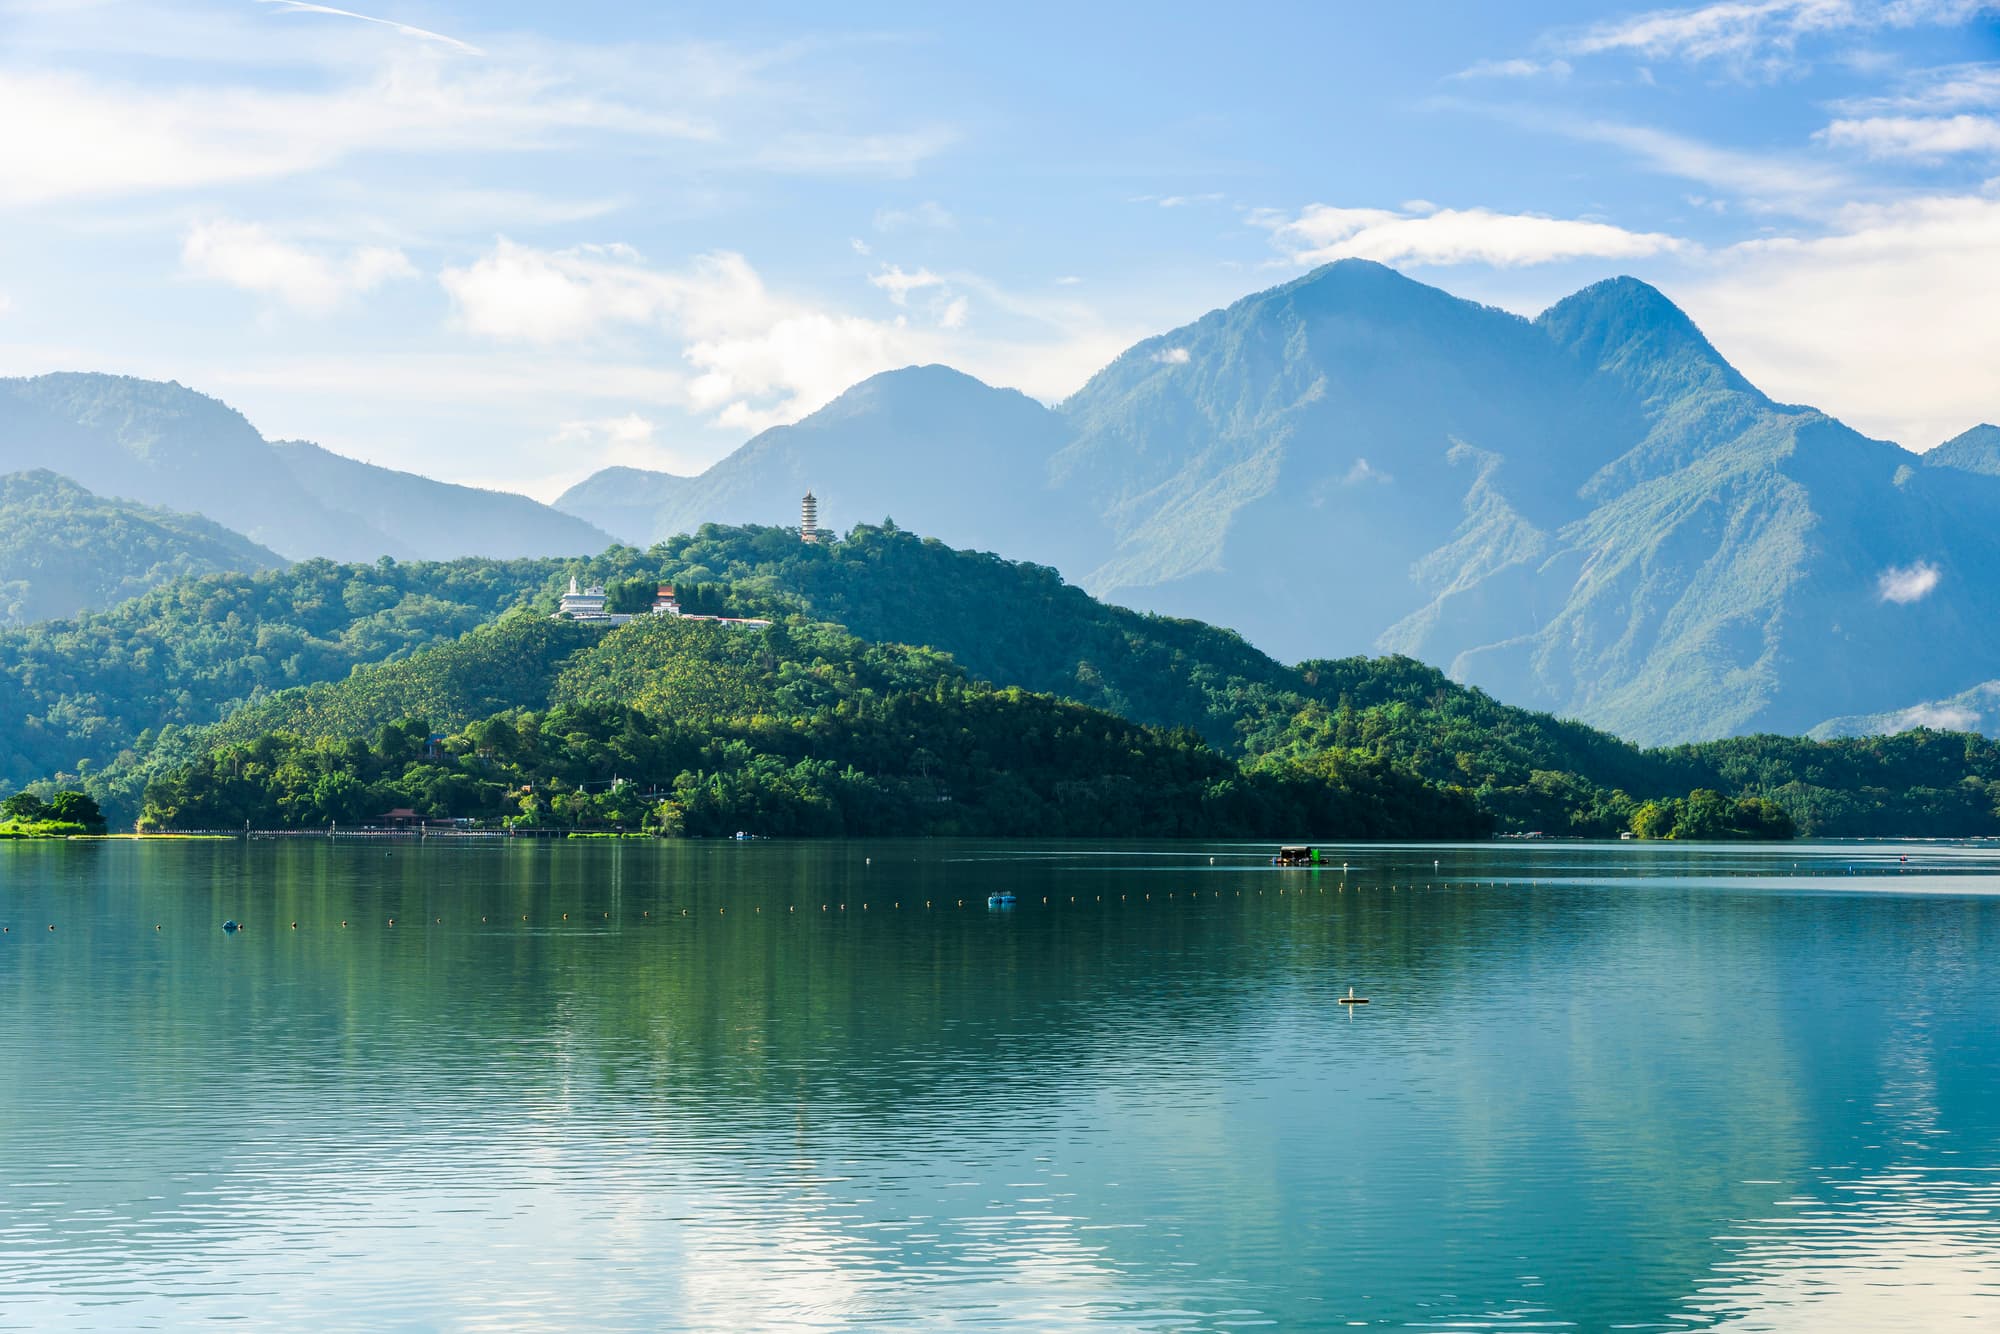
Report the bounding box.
[1692,1169,2000,1330]
[0,839,1997,1329]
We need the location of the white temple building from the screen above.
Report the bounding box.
[558,576,614,621]
[552,576,770,630]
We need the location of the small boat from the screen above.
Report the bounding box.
[1337,987,1368,1005]
[1273,845,1321,867]
[987,891,1018,908]
[221,920,242,934]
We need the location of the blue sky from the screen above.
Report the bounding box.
[2,0,1997,496]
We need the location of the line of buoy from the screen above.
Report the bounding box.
[7,879,1458,941]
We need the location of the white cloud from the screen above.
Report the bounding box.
[1156,192,1226,208]
[873,200,955,231]
[548,412,708,477]
[869,264,970,329]
[0,62,715,208]
[1452,57,1572,79]
[254,0,482,55]
[1151,346,1190,364]
[756,129,957,177]
[1256,202,1689,268]
[1546,118,1853,211]
[1877,560,1943,603]
[1553,0,1993,75]
[181,219,415,313]
[1343,457,1392,485]
[1053,275,1084,286]
[441,239,949,432]
[849,238,872,256]
[0,12,956,211]
[1891,702,1980,730]
[867,264,945,305]
[1683,193,2000,448]
[1834,62,2000,114]
[1819,114,2000,159]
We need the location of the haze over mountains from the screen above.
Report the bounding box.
[4,263,1995,746]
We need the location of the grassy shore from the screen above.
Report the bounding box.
[0,820,92,839]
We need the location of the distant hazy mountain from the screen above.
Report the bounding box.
[0,373,612,562]
[270,439,613,561]
[1923,424,2000,477]
[556,260,2000,744]
[553,466,692,546]
[0,470,284,625]
[555,365,1105,572]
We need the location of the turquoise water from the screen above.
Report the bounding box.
[2,838,1998,1330]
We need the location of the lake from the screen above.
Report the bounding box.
[3,838,1998,1330]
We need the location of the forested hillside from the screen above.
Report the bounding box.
[137,615,1489,841]
[0,555,561,789]
[8,522,1997,839]
[0,470,284,625]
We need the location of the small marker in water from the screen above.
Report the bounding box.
[1338,987,1369,1005]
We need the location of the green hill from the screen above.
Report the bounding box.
[0,470,283,626]
[137,611,1489,841]
[0,554,563,791]
[13,522,2000,839]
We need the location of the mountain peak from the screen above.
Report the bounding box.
[1536,276,1755,404]
[806,364,1040,428]
[1923,423,2000,476]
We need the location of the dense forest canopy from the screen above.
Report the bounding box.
[3,522,1996,840]
[0,469,283,627]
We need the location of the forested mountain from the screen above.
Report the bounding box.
[552,466,692,546]
[269,440,614,560]
[557,366,1103,573]
[0,470,283,625]
[556,262,2000,746]
[1923,424,2000,477]
[0,555,561,790]
[7,522,1988,839]
[0,374,611,563]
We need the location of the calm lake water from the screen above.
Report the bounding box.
[2,838,1998,1331]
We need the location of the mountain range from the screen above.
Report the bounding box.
[4,263,1994,746]
[555,262,2000,745]
[0,373,612,563]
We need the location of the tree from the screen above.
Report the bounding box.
[46,790,105,831]
[1630,799,1678,840]
[2,791,48,822]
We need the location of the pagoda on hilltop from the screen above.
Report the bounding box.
[800,491,821,544]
